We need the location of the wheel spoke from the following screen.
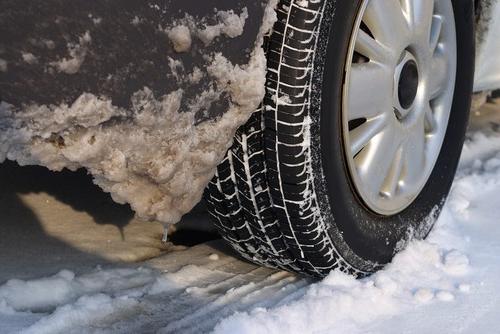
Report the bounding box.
[355,29,389,63]
[424,102,437,134]
[349,115,387,156]
[380,146,405,198]
[363,0,410,46]
[429,45,448,99]
[356,124,402,197]
[403,119,426,187]
[429,15,443,52]
[401,0,435,36]
[347,62,391,121]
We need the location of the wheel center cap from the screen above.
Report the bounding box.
[398,60,419,109]
[394,51,419,119]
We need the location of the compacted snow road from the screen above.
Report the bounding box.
[1,99,500,334]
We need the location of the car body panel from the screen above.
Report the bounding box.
[2,0,500,108]
[0,0,275,224]
[474,0,500,92]
[0,0,267,121]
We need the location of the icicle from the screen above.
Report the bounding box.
[162,224,170,243]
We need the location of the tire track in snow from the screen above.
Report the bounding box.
[3,241,306,334]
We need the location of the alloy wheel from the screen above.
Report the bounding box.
[342,0,457,215]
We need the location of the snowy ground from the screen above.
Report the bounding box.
[1,99,500,333]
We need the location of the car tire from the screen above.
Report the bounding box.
[205,0,474,277]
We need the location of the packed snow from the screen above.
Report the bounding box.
[167,25,192,53]
[0,2,278,227]
[2,105,500,333]
[166,8,250,50]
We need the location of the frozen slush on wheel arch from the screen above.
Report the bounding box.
[206,0,475,277]
[0,0,278,226]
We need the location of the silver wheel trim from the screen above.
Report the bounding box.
[342,0,457,216]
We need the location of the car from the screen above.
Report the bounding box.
[1,0,499,278]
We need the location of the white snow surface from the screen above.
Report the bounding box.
[0,2,278,226]
[2,121,500,333]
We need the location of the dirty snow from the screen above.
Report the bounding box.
[167,25,192,53]
[0,58,7,72]
[2,107,500,333]
[166,8,250,48]
[21,53,38,65]
[50,31,92,75]
[0,1,278,226]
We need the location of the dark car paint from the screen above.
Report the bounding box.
[0,0,267,121]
